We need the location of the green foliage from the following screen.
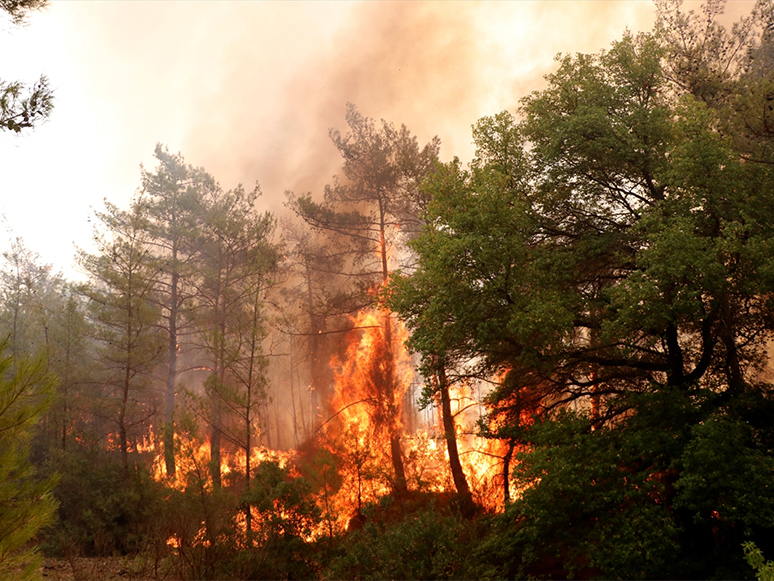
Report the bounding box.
[207,460,321,581]
[164,475,238,581]
[297,446,344,538]
[1,0,53,132]
[78,199,166,475]
[323,506,470,581]
[42,447,166,558]
[0,77,53,134]
[388,3,774,579]
[244,460,321,542]
[675,414,774,532]
[744,541,774,581]
[479,410,680,579]
[0,343,57,581]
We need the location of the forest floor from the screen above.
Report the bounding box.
[41,556,171,580]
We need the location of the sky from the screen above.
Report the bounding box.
[0,1,679,280]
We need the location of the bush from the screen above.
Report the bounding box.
[323,503,471,580]
[164,459,322,581]
[41,447,167,558]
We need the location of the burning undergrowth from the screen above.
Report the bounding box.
[135,306,510,556]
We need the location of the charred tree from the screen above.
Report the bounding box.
[288,104,439,493]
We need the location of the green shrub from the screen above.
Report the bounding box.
[324,505,470,580]
[744,541,774,581]
[41,447,166,558]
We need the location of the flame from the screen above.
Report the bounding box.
[145,432,293,491]
[295,308,414,531]
[310,307,516,524]
[140,307,520,547]
[329,309,412,436]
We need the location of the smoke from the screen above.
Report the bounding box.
[0,1,661,279]
[176,1,658,210]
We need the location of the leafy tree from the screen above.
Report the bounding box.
[0,341,57,581]
[387,110,529,504]
[390,6,774,577]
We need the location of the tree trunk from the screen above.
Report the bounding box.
[378,200,408,494]
[164,258,178,478]
[210,261,225,489]
[289,335,300,446]
[120,362,131,479]
[437,363,474,513]
[245,394,253,547]
[502,439,516,506]
[304,257,326,428]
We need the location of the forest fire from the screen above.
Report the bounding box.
[302,308,510,527]
[142,433,293,491]
[7,2,774,579]
[138,305,511,549]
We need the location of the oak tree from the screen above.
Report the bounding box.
[390,8,774,576]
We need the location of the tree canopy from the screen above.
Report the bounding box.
[387,3,774,577]
[1,0,53,133]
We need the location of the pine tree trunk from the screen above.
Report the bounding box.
[379,200,408,493]
[120,362,131,479]
[164,261,178,478]
[502,439,515,505]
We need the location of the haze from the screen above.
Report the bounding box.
[1,1,667,278]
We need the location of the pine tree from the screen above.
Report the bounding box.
[0,341,57,581]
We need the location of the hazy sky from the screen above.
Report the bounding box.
[1,1,668,279]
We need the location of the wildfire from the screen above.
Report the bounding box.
[141,308,516,549]
[312,308,514,526]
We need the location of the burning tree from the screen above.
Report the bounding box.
[288,103,439,493]
[278,217,354,437]
[141,144,219,478]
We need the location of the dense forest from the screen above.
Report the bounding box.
[4,0,774,579]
